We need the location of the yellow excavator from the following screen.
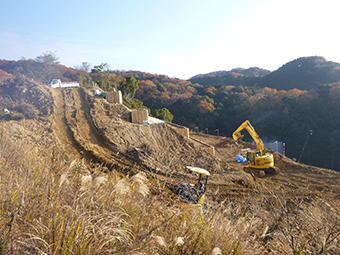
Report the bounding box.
[233,120,280,177]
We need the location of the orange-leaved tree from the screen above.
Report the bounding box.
[198,100,215,114]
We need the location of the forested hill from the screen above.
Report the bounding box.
[258,56,340,90]
[189,56,340,91]
[1,54,340,172]
[189,67,270,86]
[191,67,270,79]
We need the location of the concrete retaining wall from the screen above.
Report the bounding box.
[189,136,215,156]
[131,109,148,124]
[172,127,189,139]
[166,123,190,139]
[202,146,215,156]
[106,90,122,104]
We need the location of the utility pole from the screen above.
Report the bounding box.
[275,141,278,153]
[298,130,313,163]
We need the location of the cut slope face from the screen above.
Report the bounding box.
[72,87,229,187]
[1,81,340,202]
[1,80,340,254]
[50,85,228,190]
[1,80,340,201]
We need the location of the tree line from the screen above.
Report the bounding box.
[1,53,340,171]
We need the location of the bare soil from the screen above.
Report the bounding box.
[1,82,340,206]
[1,81,340,254]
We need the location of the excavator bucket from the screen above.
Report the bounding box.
[232,132,244,141]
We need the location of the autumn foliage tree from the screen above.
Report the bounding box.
[198,100,216,113]
[135,80,160,101]
[0,70,14,85]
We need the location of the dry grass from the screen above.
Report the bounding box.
[0,128,252,254]
[1,126,340,254]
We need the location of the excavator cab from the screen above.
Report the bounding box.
[176,166,210,205]
[246,150,274,167]
[247,150,256,166]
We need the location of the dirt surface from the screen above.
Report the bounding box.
[1,81,340,205]
[1,81,340,254]
[191,133,340,201]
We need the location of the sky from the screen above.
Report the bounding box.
[1,0,340,80]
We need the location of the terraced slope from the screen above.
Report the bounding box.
[1,80,340,253]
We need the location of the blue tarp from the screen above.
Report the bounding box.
[235,155,247,163]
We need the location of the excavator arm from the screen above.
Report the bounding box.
[232,120,264,151]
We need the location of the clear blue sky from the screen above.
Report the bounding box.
[1,0,339,79]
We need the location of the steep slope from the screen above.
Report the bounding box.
[2,79,340,201]
[1,79,340,253]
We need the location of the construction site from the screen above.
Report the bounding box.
[1,80,340,254]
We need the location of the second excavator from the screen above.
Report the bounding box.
[233,120,280,177]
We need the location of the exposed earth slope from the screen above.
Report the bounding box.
[1,79,340,253]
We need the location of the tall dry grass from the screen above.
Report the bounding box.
[2,125,340,254]
[0,127,253,254]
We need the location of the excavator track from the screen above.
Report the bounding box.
[244,167,265,178]
[244,166,280,178]
[265,166,280,175]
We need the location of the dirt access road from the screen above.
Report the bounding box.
[191,133,340,206]
[2,81,340,253]
[50,85,340,210]
[1,82,340,206]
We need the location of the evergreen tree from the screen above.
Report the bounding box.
[118,76,139,99]
[154,108,173,122]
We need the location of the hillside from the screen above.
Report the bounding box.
[0,76,340,254]
[188,67,269,87]
[190,67,270,79]
[2,55,340,172]
[188,56,340,91]
[257,56,340,91]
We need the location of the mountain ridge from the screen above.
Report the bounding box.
[188,56,340,91]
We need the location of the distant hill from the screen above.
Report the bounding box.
[190,67,270,79]
[3,56,340,92]
[189,56,340,91]
[257,56,340,91]
[189,67,270,87]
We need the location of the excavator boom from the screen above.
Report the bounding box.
[232,120,264,151]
